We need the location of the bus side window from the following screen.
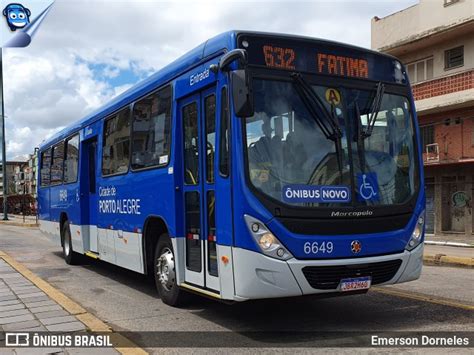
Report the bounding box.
[131,86,172,170]
[50,142,65,185]
[64,134,79,183]
[40,148,52,187]
[102,107,131,176]
[218,87,230,177]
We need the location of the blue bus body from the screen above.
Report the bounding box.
[38,31,425,303]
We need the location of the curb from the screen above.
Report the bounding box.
[0,221,38,228]
[423,254,474,268]
[0,250,148,355]
[425,240,474,248]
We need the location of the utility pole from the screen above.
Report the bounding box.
[0,49,8,220]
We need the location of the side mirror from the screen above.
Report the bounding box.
[231,70,254,118]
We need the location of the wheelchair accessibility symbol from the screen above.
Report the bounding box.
[357,173,379,201]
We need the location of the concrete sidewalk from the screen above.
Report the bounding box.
[425,233,474,247]
[423,244,474,268]
[0,249,145,354]
[0,214,38,228]
[0,258,90,353]
[0,259,87,333]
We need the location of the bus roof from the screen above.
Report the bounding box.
[39,30,237,150]
[39,30,397,151]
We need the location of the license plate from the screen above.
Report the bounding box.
[339,276,371,292]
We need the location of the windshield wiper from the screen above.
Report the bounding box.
[353,82,385,173]
[291,73,344,181]
[361,81,385,139]
[354,100,366,172]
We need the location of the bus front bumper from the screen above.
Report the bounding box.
[231,243,423,301]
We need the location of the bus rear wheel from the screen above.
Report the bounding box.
[62,221,79,265]
[154,234,184,306]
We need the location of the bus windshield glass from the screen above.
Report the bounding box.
[244,78,418,207]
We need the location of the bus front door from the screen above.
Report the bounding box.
[179,86,220,292]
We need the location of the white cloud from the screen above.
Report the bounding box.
[2,0,418,158]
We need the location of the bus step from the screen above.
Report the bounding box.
[85,251,100,259]
[180,283,221,299]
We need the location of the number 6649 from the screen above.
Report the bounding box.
[303,241,334,254]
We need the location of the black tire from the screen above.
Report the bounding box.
[62,221,80,265]
[154,234,185,306]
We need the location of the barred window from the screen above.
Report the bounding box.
[420,125,434,150]
[445,46,464,70]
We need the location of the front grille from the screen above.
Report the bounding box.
[302,259,403,290]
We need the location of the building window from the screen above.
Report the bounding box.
[407,57,433,84]
[420,125,434,151]
[64,134,79,183]
[445,46,464,70]
[102,107,131,176]
[131,86,172,170]
[50,142,65,185]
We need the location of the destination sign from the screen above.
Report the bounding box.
[239,34,406,83]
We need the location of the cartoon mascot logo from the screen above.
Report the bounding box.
[3,3,31,31]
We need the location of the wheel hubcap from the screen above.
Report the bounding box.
[157,247,175,292]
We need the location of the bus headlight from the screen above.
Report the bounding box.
[244,215,293,261]
[405,211,425,251]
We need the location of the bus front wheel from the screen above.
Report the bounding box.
[62,221,79,265]
[154,234,184,306]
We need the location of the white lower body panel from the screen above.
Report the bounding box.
[39,219,61,247]
[39,219,144,274]
[231,243,423,301]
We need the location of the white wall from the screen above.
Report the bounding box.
[372,0,474,51]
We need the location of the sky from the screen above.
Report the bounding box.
[2,0,418,160]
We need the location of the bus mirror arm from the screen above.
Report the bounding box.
[218,49,248,72]
[217,49,254,117]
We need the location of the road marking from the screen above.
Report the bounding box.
[373,287,474,311]
[0,250,148,355]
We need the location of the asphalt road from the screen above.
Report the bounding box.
[0,225,473,352]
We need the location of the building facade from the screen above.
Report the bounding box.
[0,154,38,215]
[0,161,22,196]
[13,154,38,198]
[372,0,474,239]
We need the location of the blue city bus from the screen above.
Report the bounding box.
[37,31,425,306]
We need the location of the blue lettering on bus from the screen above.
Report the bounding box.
[283,185,351,203]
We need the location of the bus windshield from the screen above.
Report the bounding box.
[244,78,419,207]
